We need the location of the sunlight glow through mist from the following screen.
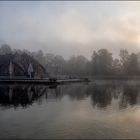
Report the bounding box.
[1,1,140,58]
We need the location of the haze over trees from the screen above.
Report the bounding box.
[0,44,140,78]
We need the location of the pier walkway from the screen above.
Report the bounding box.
[0,77,90,85]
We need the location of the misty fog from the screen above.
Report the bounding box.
[1,1,140,59]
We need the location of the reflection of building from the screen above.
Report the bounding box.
[0,84,62,108]
[0,53,48,78]
[0,85,48,107]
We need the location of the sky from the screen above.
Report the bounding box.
[1,1,140,59]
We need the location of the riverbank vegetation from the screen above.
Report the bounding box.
[0,44,140,78]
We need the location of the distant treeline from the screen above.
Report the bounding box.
[1,44,140,77]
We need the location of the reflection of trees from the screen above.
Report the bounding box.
[119,85,139,109]
[45,85,63,101]
[90,85,112,109]
[89,84,140,109]
[45,83,140,110]
[0,83,140,110]
[86,84,140,110]
[59,84,89,101]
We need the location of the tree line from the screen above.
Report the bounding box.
[0,44,140,77]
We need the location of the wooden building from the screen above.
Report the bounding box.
[0,53,48,78]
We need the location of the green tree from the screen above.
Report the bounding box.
[91,49,113,75]
[0,44,12,55]
[119,49,130,75]
[127,53,139,75]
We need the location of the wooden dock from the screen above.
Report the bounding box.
[0,78,90,85]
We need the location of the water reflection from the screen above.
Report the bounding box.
[0,84,48,108]
[85,84,140,109]
[0,83,140,109]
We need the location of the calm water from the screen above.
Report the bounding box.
[0,81,140,139]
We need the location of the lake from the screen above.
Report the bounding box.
[0,81,140,139]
